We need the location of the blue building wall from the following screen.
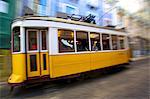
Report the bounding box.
[15,0,106,25]
[53,0,104,25]
[50,0,58,17]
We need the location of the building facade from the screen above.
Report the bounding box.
[15,0,51,16]
[1,0,116,49]
[0,0,16,81]
[124,16,150,57]
[0,0,16,49]
[101,0,118,26]
[16,0,103,25]
[56,0,103,25]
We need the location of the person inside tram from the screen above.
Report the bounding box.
[92,41,98,51]
[77,40,89,51]
[92,41,101,51]
[103,41,110,50]
[112,42,117,50]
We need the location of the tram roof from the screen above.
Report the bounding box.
[13,16,126,32]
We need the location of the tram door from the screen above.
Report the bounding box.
[26,29,49,78]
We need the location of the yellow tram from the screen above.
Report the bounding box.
[8,16,130,85]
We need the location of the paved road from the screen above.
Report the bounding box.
[1,59,150,99]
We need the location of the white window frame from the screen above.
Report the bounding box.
[40,30,48,52]
[109,34,113,50]
[26,29,39,53]
[74,30,77,52]
[100,33,103,50]
[111,35,118,50]
[102,33,111,51]
[76,31,90,52]
[118,35,126,50]
[59,2,79,14]
[57,29,75,53]
[90,32,101,52]
[88,32,91,51]
[12,26,22,54]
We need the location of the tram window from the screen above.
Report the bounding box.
[90,33,101,51]
[13,27,20,52]
[30,55,37,71]
[111,35,118,50]
[43,54,47,70]
[118,36,125,49]
[28,31,37,51]
[102,34,110,50]
[76,31,89,52]
[58,29,75,53]
[41,31,47,50]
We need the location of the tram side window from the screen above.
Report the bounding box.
[111,35,118,50]
[102,34,110,50]
[13,27,20,52]
[76,31,89,52]
[28,31,37,51]
[41,31,47,50]
[58,29,75,53]
[118,36,125,49]
[90,33,101,51]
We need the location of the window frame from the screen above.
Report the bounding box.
[65,4,78,14]
[57,28,127,54]
[76,31,90,52]
[118,35,126,50]
[40,30,48,52]
[102,33,111,50]
[125,36,129,49]
[58,29,75,53]
[12,27,21,53]
[111,35,118,50]
[26,29,39,53]
[90,32,101,51]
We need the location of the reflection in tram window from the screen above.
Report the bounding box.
[118,36,125,49]
[41,31,47,50]
[58,29,75,53]
[102,34,110,50]
[90,33,101,51]
[28,31,37,51]
[76,31,89,52]
[111,35,118,50]
[13,27,20,52]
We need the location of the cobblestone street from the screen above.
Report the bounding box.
[1,58,149,99]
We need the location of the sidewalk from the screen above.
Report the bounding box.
[0,50,11,82]
[0,82,11,97]
[0,82,7,86]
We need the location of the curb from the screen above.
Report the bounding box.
[0,82,7,86]
[130,56,150,61]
